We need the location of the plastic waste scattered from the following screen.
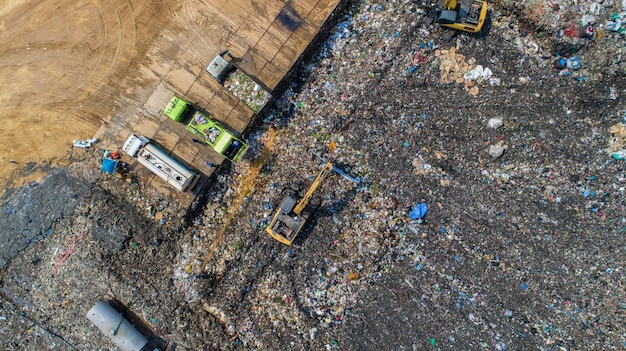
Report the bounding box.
[559,69,572,77]
[605,19,621,32]
[488,144,505,158]
[612,150,626,160]
[566,57,581,70]
[195,113,206,124]
[332,165,361,183]
[553,58,567,70]
[73,138,99,148]
[22,3,626,349]
[410,202,428,221]
[463,65,493,81]
[488,117,504,129]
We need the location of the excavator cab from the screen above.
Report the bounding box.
[435,0,488,33]
[266,162,333,245]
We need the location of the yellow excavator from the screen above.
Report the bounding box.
[266,162,334,245]
[435,0,488,33]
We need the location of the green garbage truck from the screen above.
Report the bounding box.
[164,96,249,163]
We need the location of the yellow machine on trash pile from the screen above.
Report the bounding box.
[266,162,334,245]
[435,0,488,33]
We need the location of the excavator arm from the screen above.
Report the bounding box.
[293,162,333,215]
[442,0,458,10]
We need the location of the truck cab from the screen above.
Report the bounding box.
[164,96,191,122]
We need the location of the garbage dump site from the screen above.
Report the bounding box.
[1,0,626,350]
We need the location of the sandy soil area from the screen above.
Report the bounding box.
[0,0,179,192]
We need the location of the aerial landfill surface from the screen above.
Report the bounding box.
[2,0,626,350]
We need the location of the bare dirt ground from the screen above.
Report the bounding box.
[0,0,179,191]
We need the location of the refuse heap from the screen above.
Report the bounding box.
[1,0,626,350]
[174,0,626,349]
[223,71,272,113]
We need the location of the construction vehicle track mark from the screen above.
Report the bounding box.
[202,128,275,270]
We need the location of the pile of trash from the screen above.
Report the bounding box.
[223,71,271,112]
[496,0,626,76]
[608,116,626,159]
[436,46,499,96]
[2,0,626,350]
[164,0,626,347]
[172,1,626,349]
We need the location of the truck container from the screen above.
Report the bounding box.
[122,133,199,193]
[207,51,271,112]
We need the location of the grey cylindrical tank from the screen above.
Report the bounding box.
[86,301,148,351]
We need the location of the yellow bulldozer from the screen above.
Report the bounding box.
[434,0,488,33]
[266,162,334,245]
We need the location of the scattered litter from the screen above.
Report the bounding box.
[566,57,582,70]
[463,65,493,81]
[409,203,428,222]
[2,1,626,350]
[488,143,507,158]
[73,137,99,148]
[488,117,504,129]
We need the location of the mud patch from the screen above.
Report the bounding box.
[0,168,91,268]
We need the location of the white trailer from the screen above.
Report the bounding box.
[122,134,199,193]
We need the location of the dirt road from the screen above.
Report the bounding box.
[0,0,179,192]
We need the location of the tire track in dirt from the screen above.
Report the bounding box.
[180,0,229,44]
[73,0,136,95]
[0,0,137,118]
[0,0,175,194]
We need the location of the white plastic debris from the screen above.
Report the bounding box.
[612,150,626,160]
[488,144,505,158]
[567,57,582,70]
[73,137,99,148]
[488,117,504,129]
[605,18,621,32]
[463,65,493,81]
